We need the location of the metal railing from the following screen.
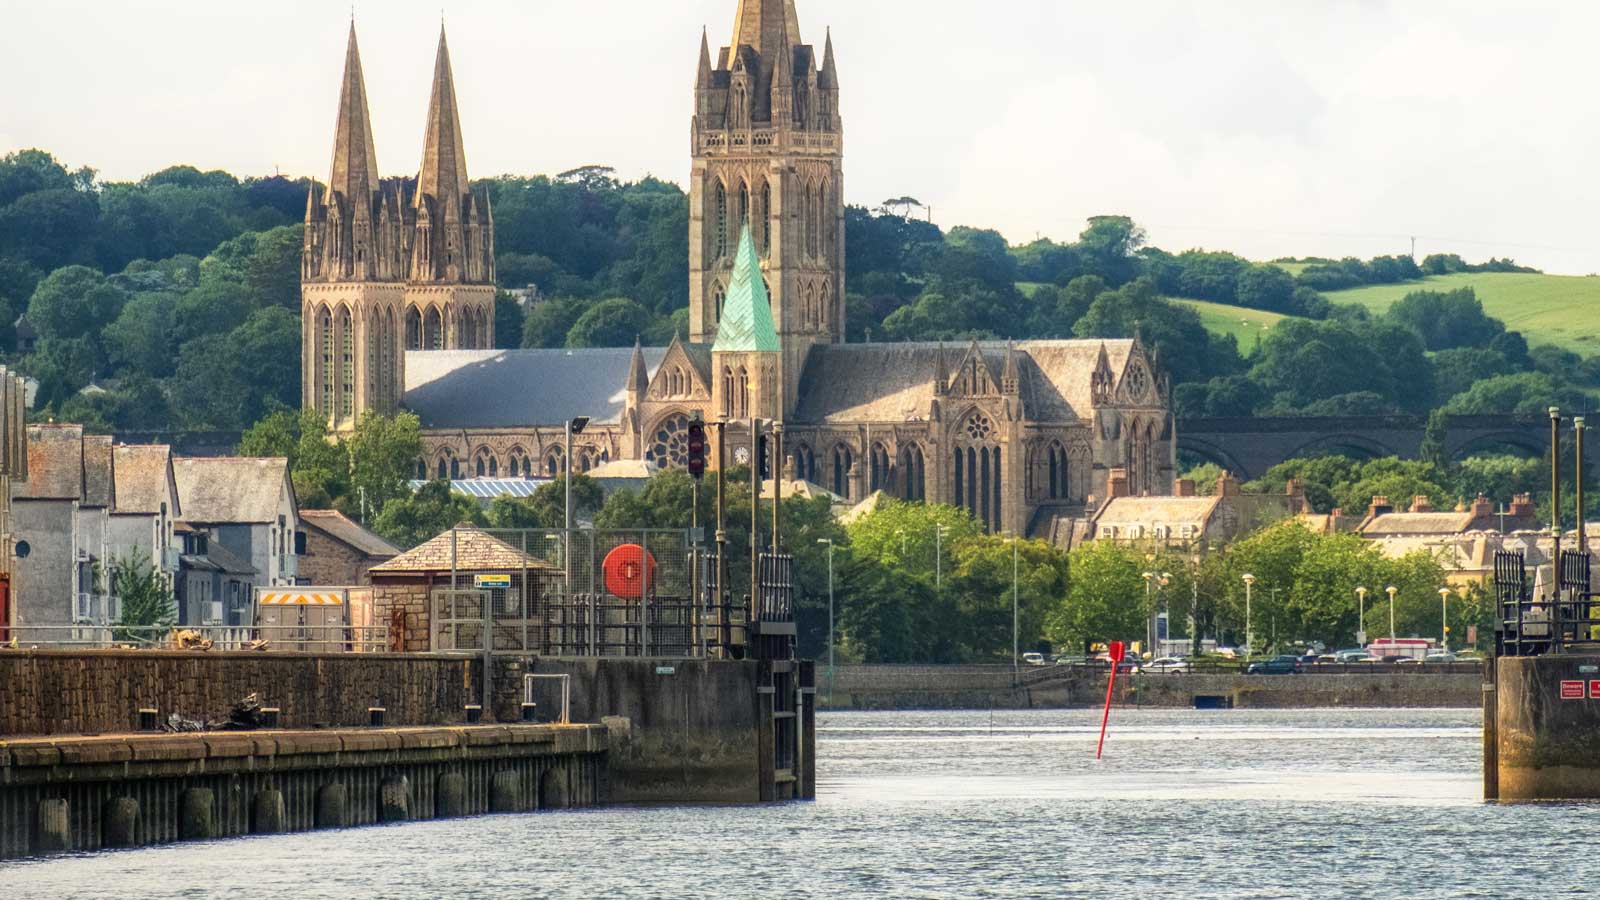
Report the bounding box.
[523,674,571,725]
[1497,549,1600,656]
[1019,658,1485,683]
[3,624,389,653]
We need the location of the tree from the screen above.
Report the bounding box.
[1420,409,1450,472]
[104,291,179,377]
[565,297,655,348]
[346,412,424,519]
[1047,542,1147,654]
[947,536,1067,660]
[524,298,586,348]
[372,481,486,549]
[27,265,126,344]
[110,548,177,639]
[494,290,523,349]
[1442,372,1586,416]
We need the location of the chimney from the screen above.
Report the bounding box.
[1108,468,1130,500]
[1369,495,1393,518]
[1510,493,1535,518]
[1174,478,1196,498]
[1410,495,1433,513]
[1471,493,1494,518]
[1285,478,1307,511]
[1329,507,1344,518]
[1217,472,1240,498]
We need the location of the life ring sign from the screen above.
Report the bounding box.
[603,544,659,600]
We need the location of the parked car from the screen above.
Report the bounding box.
[1022,652,1046,666]
[1246,655,1302,675]
[1420,652,1458,664]
[1145,658,1189,673]
[1333,649,1370,663]
[1213,647,1239,660]
[1054,656,1090,667]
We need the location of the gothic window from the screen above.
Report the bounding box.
[804,182,818,258]
[900,444,926,502]
[461,309,475,350]
[832,445,853,500]
[739,181,750,229]
[405,307,422,351]
[736,366,750,419]
[647,415,692,469]
[424,308,443,350]
[366,309,380,412]
[473,449,499,479]
[382,308,396,411]
[435,449,460,482]
[792,443,816,484]
[415,460,427,481]
[714,182,729,260]
[870,443,892,495]
[760,181,773,257]
[963,414,995,442]
[544,446,566,478]
[714,283,727,324]
[508,447,531,479]
[956,413,1003,532]
[338,307,354,419]
[820,282,832,333]
[1048,441,1068,500]
[318,307,333,419]
[721,365,734,418]
[575,447,599,473]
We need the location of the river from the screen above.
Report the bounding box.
[4,708,1596,898]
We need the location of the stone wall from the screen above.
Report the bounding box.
[0,650,479,736]
[298,528,374,586]
[1494,654,1600,800]
[372,578,431,653]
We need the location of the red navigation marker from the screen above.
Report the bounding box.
[1096,641,1126,759]
[1561,680,1586,701]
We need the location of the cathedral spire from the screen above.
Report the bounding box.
[416,25,471,221]
[627,336,650,396]
[820,27,838,89]
[712,226,780,353]
[696,27,713,90]
[729,0,800,54]
[327,22,381,208]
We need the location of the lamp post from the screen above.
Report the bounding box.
[1355,586,1368,648]
[564,416,590,599]
[1009,535,1020,684]
[1438,587,1451,653]
[1386,585,1398,640]
[1242,573,1255,659]
[935,525,950,589]
[818,538,835,702]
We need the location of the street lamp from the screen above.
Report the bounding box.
[1009,535,1020,683]
[1142,572,1155,657]
[1385,585,1398,641]
[564,416,590,601]
[1355,586,1368,648]
[818,538,835,701]
[1242,573,1255,659]
[1438,587,1451,653]
[935,525,951,588]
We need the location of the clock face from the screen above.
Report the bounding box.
[735,447,751,465]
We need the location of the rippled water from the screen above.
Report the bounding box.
[6,708,1599,899]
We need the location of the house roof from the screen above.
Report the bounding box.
[1097,496,1222,529]
[81,435,114,508]
[371,526,557,574]
[793,340,1138,425]
[183,539,256,576]
[300,510,400,558]
[403,347,667,429]
[1360,512,1478,537]
[16,424,86,502]
[173,457,292,524]
[112,445,175,516]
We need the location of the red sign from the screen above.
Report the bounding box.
[1561,680,1586,700]
[1590,681,1600,700]
[1108,641,1126,664]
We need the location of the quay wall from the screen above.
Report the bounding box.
[819,665,1483,710]
[1494,654,1600,800]
[0,724,607,861]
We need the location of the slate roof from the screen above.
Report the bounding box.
[183,539,256,576]
[112,445,175,516]
[371,526,557,574]
[16,424,86,502]
[1361,512,1479,537]
[794,340,1136,425]
[1096,496,1222,528]
[712,226,780,353]
[404,348,667,429]
[173,457,292,524]
[300,509,400,558]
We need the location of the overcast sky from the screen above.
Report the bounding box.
[2,0,1596,273]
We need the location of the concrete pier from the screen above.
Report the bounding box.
[0,725,606,860]
[1492,654,1600,800]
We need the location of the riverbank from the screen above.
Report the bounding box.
[817,664,1484,710]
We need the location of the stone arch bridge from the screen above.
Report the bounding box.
[1177,414,1552,481]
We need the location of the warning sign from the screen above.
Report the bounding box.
[1590,681,1600,700]
[1561,680,1586,700]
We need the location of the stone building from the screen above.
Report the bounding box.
[303,2,1177,538]
[297,510,399,586]
[172,458,302,615]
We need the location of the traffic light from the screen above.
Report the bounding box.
[686,418,707,480]
[756,434,770,480]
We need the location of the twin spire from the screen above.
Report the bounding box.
[326,23,381,206]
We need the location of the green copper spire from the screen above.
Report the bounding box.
[712,225,780,353]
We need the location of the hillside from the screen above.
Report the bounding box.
[1173,299,1285,348]
[1323,272,1600,353]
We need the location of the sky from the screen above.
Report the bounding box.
[2,0,1598,273]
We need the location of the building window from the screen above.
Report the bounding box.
[424,308,443,350]
[760,181,772,257]
[832,445,853,499]
[900,444,926,502]
[406,307,422,351]
[318,308,333,419]
[870,443,892,495]
[647,415,692,469]
[714,182,728,260]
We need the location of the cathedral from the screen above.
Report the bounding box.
[300,0,1177,538]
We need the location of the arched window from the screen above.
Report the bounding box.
[508,447,530,479]
[1048,441,1068,500]
[869,443,892,495]
[318,307,333,419]
[338,307,354,420]
[382,308,396,410]
[792,443,815,484]
[415,460,428,481]
[435,450,460,482]
[405,307,422,351]
[424,308,443,350]
[721,366,734,418]
[820,282,832,334]
[366,308,380,413]
[955,412,1002,532]
[760,180,773,257]
[474,449,498,479]
[832,445,854,500]
[820,180,832,258]
[900,444,926,502]
[545,446,566,478]
[739,181,750,228]
[736,366,750,419]
[714,182,729,260]
[805,182,818,258]
[713,283,727,324]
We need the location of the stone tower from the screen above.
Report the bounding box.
[402,27,496,354]
[302,25,496,432]
[689,0,843,419]
[302,24,408,431]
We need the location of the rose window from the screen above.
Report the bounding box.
[963,414,995,442]
[648,415,691,468]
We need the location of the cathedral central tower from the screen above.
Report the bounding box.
[689,0,844,418]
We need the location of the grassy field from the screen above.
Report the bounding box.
[1173,298,1286,347]
[1325,272,1600,353]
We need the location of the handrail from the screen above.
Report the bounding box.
[523,674,571,725]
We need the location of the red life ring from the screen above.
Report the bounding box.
[603,544,658,600]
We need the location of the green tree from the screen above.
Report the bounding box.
[346,412,424,519]
[111,548,177,640]
[1047,542,1147,654]
[27,265,126,343]
[373,481,486,549]
[565,297,655,348]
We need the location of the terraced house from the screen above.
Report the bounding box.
[301,0,1178,537]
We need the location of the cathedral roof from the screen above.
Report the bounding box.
[793,340,1137,425]
[712,226,780,354]
[404,348,668,429]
